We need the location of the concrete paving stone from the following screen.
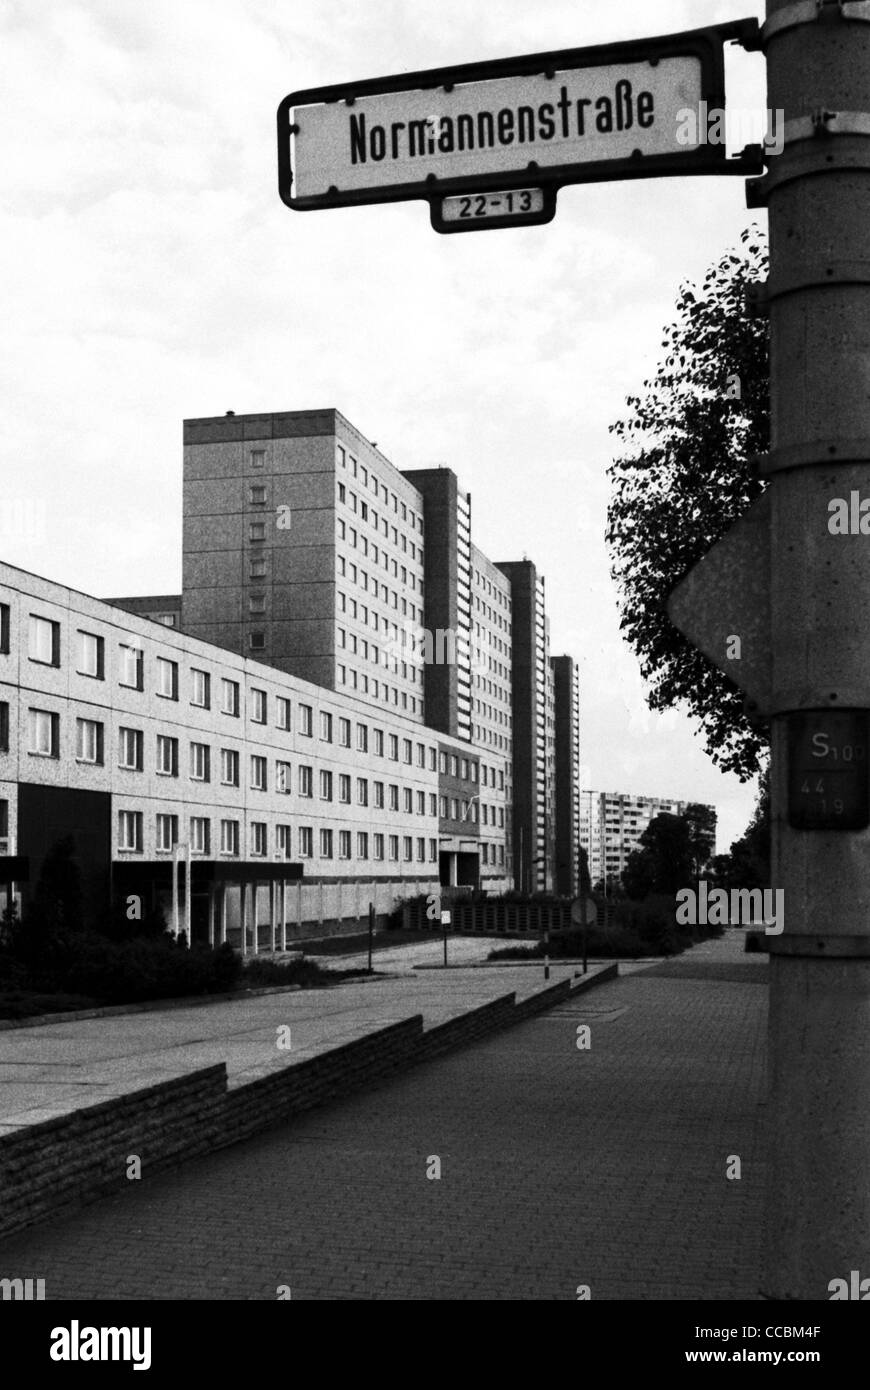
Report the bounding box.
[0,933,766,1300]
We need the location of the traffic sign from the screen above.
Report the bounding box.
[278,20,762,226]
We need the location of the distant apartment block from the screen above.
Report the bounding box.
[580,790,717,891]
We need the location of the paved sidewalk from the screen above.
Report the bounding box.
[0,931,768,1299]
[0,954,592,1134]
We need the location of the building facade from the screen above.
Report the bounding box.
[579,790,717,892]
[0,406,588,948]
[551,655,582,897]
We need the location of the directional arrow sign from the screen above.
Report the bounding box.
[666,490,772,710]
[278,20,761,219]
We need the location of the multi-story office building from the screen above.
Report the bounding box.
[579,790,717,891]
[0,558,498,942]
[551,655,582,897]
[1,405,586,946]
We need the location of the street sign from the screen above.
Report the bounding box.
[787,711,870,831]
[431,186,555,234]
[278,20,761,227]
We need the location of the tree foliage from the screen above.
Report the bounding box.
[622,812,695,900]
[606,226,770,780]
[709,766,771,890]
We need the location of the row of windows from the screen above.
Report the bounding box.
[335,664,420,713]
[118,809,439,864]
[18,713,450,812]
[336,445,424,535]
[337,557,423,624]
[337,520,423,577]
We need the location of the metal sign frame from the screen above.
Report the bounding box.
[277,19,762,217]
[429,184,558,234]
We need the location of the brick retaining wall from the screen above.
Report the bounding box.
[0,970,612,1239]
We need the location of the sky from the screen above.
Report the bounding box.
[1,0,771,852]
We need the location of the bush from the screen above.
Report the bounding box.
[17,930,242,1004]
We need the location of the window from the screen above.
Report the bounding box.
[156,814,178,852]
[191,668,210,708]
[76,718,103,765]
[320,711,332,742]
[299,704,313,736]
[190,817,210,855]
[416,790,425,815]
[416,743,425,768]
[276,824,292,860]
[77,631,104,679]
[220,819,239,856]
[319,828,333,859]
[388,835,399,862]
[0,603,9,654]
[402,738,412,764]
[337,482,346,503]
[276,696,291,730]
[276,760,291,794]
[118,727,143,771]
[156,735,179,777]
[403,836,413,862]
[403,788,413,814]
[190,742,210,782]
[249,522,266,542]
[249,594,265,615]
[299,765,313,797]
[249,485,266,505]
[250,448,265,468]
[450,755,459,777]
[250,557,266,579]
[249,632,265,651]
[439,795,448,818]
[118,809,143,852]
[0,700,10,751]
[251,822,267,857]
[338,830,352,860]
[156,657,178,700]
[357,831,369,860]
[118,643,144,690]
[28,708,59,758]
[461,759,469,780]
[451,798,459,820]
[251,754,268,791]
[221,748,239,786]
[372,782,383,809]
[416,837,425,862]
[337,717,350,748]
[373,833,384,861]
[339,774,351,804]
[251,688,267,724]
[389,784,399,811]
[357,778,368,806]
[388,734,399,761]
[429,793,437,816]
[29,615,60,666]
[439,752,448,775]
[319,769,333,801]
[222,679,240,716]
[429,838,437,862]
[356,723,368,753]
[299,826,313,858]
[374,729,384,757]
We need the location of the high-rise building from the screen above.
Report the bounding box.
[579,791,717,891]
[494,560,555,894]
[551,655,582,898]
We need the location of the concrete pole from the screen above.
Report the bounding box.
[171,846,179,940]
[269,879,276,955]
[220,884,227,946]
[241,881,249,958]
[755,0,870,1298]
[208,884,215,948]
[184,842,192,948]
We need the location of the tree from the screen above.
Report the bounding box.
[26,835,83,936]
[684,802,717,878]
[606,226,770,781]
[715,766,771,891]
[622,812,695,899]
